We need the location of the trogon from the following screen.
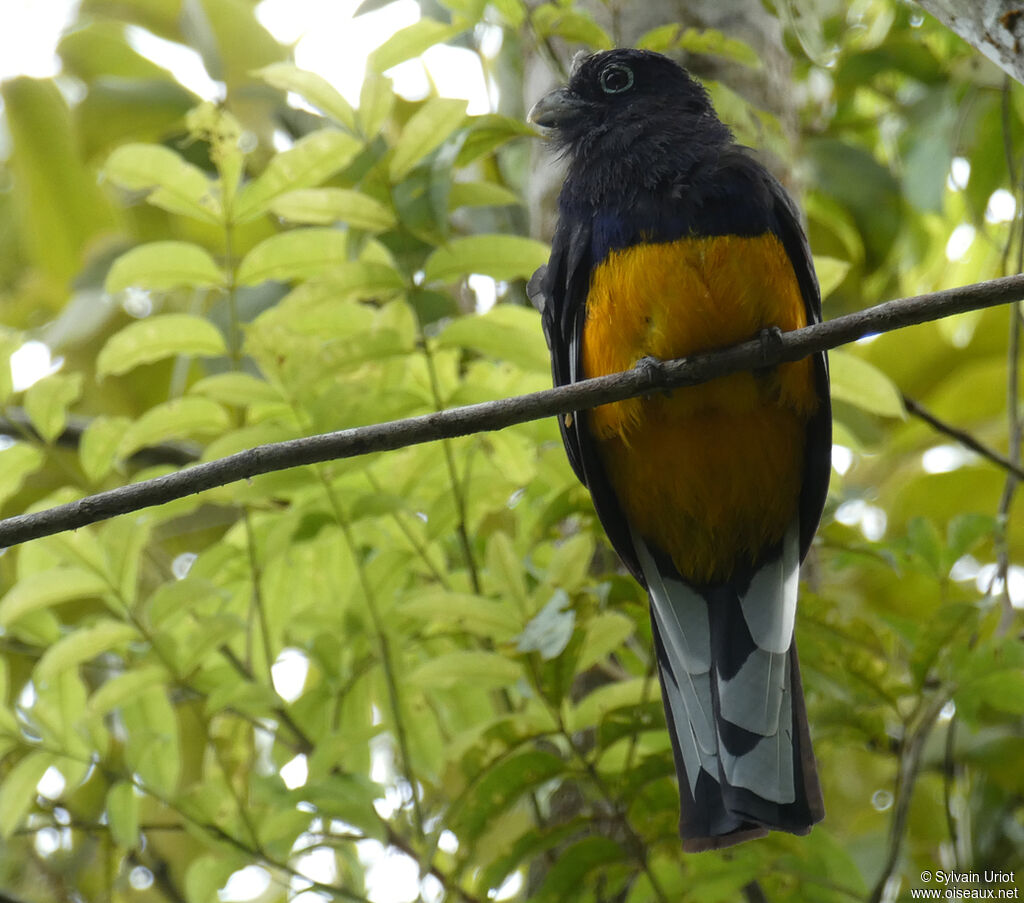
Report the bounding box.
[527,49,831,851]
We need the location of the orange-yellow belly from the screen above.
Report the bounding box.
[581,234,819,584]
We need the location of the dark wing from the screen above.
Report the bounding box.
[528,216,648,586]
[754,161,832,561]
[708,147,831,561]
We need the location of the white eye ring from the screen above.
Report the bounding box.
[600,64,634,94]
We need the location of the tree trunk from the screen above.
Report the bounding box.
[916,0,1024,85]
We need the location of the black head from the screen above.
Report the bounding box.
[529,49,730,159]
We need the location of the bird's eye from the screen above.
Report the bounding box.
[599,64,634,95]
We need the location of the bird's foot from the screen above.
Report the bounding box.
[755,326,784,374]
[634,355,670,397]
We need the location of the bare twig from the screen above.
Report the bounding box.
[2,274,1024,548]
[901,394,1024,481]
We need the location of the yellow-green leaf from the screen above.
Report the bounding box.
[236,228,349,285]
[830,350,906,419]
[425,234,549,283]
[0,568,111,628]
[233,129,363,223]
[389,97,468,181]
[88,666,169,718]
[255,62,357,132]
[0,443,45,508]
[80,416,131,484]
[25,372,83,442]
[189,372,281,406]
[578,612,635,671]
[269,188,396,230]
[449,180,521,209]
[531,5,612,49]
[105,242,224,293]
[814,256,851,299]
[369,18,462,72]
[409,651,522,690]
[35,620,138,684]
[358,72,395,138]
[118,398,230,459]
[0,751,53,838]
[106,781,140,849]
[103,143,221,223]
[97,314,227,377]
[320,262,406,299]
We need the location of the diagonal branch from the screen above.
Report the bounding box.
[901,394,1024,481]
[1,274,1024,548]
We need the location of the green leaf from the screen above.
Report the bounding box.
[486,531,528,608]
[185,856,238,903]
[568,678,648,732]
[533,836,626,903]
[35,620,138,684]
[121,686,181,798]
[2,77,115,281]
[80,416,131,483]
[401,591,521,641]
[233,129,363,223]
[105,242,224,293]
[118,398,230,458]
[236,228,349,285]
[453,749,566,841]
[449,180,521,209]
[829,350,906,418]
[106,781,140,849]
[517,591,575,659]
[578,612,635,670]
[369,18,462,72]
[255,62,358,132]
[103,143,221,223]
[438,305,549,373]
[97,314,226,377]
[358,72,395,138]
[906,517,943,574]
[947,513,996,560]
[637,24,761,68]
[0,751,53,838]
[0,567,111,627]
[318,262,406,300]
[959,671,1024,716]
[389,97,468,181]
[531,5,612,48]
[814,255,851,299]
[0,443,45,509]
[88,666,169,718]
[269,187,396,230]
[189,372,281,406]
[25,372,83,442]
[456,114,534,167]
[409,651,522,690]
[425,234,549,283]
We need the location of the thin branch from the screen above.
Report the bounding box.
[901,394,1024,481]
[868,689,953,903]
[2,274,1024,548]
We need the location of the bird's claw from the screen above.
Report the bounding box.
[634,356,669,397]
[756,326,784,370]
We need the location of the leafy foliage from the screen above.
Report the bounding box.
[0,1,1022,902]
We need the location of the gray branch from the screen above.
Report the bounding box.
[1,273,1024,549]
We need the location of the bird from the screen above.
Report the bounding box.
[527,48,831,852]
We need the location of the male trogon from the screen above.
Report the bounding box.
[527,49,831,851]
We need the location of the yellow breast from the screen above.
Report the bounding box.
[581,234,819,583]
